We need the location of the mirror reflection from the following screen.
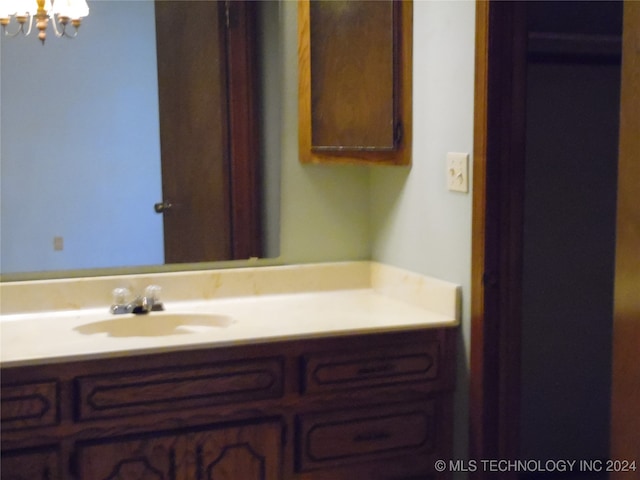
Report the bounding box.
[0,0,281,276]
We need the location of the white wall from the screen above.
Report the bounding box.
[259,1,284,259]
[277,2,371,265]
[370,0,476,464]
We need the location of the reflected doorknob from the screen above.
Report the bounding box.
[154,201,173,213]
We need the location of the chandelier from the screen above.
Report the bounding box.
[0,0,89,44]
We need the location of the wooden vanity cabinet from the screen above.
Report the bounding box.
[75,420,282,480]
[1,328,456,480]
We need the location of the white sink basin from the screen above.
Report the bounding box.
[74,312,235,338]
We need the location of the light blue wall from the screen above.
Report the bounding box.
[1,1,164,273]
[1,1,371,276]
[370,0,476,464]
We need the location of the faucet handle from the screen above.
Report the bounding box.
[145,285,161,302]
[111,287,131,314]
[145,285,165,311]
[112,287,131,305]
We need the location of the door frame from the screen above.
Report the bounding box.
[609,1,640,474]
[470,1,527,475]
[226,0,263,259]
[471,2,635,476]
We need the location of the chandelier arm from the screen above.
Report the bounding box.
[24,14,34,35]
[61,23,79,39]
[2,24,24,38]
[1,15,34,37]
[51,16,79,39]
[50,15,62,37]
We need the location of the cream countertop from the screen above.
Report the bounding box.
[0,262,460,367]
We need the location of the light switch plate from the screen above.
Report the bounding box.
[446,152,469,193]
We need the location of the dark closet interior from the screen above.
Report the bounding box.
[519,1,622,475]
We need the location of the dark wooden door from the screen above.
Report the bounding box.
[155,1,263,263]
[155,1,232,264]
[76,434,187,479]
[190,422,282,480]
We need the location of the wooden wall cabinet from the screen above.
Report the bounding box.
[298,0,413,166]
[1,328,455,480]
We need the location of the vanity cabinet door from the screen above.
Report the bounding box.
[75,434,187,480]
[74,421,282,480]
[189,421,283,480]
[1,448,61,480]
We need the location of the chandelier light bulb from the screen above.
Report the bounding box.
[0,0,89,43]
[51,0,89,20]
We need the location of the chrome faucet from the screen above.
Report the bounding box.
[110,285,164,315]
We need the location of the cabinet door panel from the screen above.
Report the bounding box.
[76,434,187,480]
[298,0,413,165]
[1,448,60,480]
[310,0,397,151]
[190,421,282,480]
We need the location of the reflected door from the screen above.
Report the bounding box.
[155,1,262,263]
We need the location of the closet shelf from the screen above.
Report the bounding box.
[528,32,621,59]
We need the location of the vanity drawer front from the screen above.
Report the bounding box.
[1,381,59,431]
[302,342,439,393]
[296,402,435,471]
[76,357,284,421]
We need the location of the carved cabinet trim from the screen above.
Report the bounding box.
[75,358,284,421]
[296,401,435,471]
[1,381,59,431]
[302,342,440,394]
[75,419,283,480]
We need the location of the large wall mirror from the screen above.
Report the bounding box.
[0,0,282,278]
